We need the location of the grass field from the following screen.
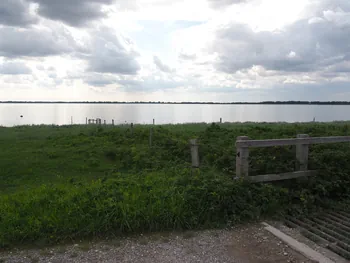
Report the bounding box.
[1,122,350,248]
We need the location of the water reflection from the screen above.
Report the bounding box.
[0,104,348,126]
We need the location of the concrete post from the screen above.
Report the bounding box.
[190,139,199,168]
[296,134,309,171]
[236,136,250,178]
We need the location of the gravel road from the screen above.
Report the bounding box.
[0,224,314,263]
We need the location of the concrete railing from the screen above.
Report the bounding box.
[235,135,350,183]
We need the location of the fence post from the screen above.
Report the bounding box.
[296,134,309,171]
[236,136,250,178]
[190,139,199,168]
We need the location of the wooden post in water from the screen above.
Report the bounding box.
[296,134,309,171]
[235,136,250,178]
[190,139,199,168]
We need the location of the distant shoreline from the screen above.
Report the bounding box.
[1,101,350,105]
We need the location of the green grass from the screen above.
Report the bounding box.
[1,122,350,248]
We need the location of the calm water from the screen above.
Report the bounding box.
[0,104,349,126]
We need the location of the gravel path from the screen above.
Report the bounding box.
[0,224,314,263]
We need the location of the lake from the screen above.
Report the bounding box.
[0,103,349,126]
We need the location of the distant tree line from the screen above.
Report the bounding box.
[1,101,350,105]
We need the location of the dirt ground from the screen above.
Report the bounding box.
[0,224,314,263]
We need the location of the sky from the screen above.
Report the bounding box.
[1,0,350,102]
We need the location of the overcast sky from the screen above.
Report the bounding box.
[0,0,350,101]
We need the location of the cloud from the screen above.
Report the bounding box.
[208,0,248,9]
[327,61,350,73]
[84,73,118,87]
[28,0,115,27]
[153,56,172,72]
[212,8,350,74]
[81,70,185,92]
[84,27,140,75]
[178,52,197,60]
[0,26,77,57]
[0,0,37,26]
[304,0,350,17]
[0,61,32,75]
[36,65,45,70]
[118,76,184,92]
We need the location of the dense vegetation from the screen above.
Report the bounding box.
[1,122,350,248]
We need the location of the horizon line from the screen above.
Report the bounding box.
[1,100,350,104]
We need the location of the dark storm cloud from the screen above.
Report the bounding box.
[213,7,350,74]
[84,28,140,75]
[0,0,37,26]
[28,0,115,27]
[0,26,77,57]
[0,61,32,74]
[153,56,172,72]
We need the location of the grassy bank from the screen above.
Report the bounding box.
[1,122,350,247]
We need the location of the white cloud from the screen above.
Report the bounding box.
[83,27,141,75]
[0,61,32,75]
[1,0,350,101]
[153,56,173,73]
[0,25,77,57]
